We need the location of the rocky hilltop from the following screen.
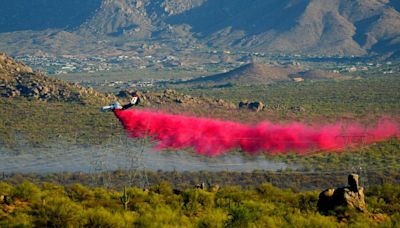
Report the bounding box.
[0,53,113,104]
[0,53,238,110]
[182,62,344,86]
[0,0,399,57]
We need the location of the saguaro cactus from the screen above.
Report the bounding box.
[120,186,130,210]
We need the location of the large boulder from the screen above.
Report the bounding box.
[318,174,367,214]
[239,100,265,112]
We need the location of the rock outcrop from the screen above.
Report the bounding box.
[239,100,265,112]
[0,52,114,104]
[318,174,367,214]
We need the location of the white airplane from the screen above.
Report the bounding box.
[101,94,139,112]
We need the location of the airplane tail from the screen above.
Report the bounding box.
[101,102,122,112]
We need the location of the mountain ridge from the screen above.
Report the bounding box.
[0,0,399,57]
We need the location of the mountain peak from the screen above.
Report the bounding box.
[0,0,399,57]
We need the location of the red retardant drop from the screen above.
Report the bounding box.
[114,109,399,157]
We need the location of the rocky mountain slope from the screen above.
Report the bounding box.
[0,53,237,109]
[0,0,399,57]
[169,0,400,56]
[0,53,112,103]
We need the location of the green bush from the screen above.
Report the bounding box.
[283,211,337,228]
[151,182,173,195]
[66,183,94,202]
[0,181,398,227]
[182,189,215,214]
[0,182,13,196]
[134,205,191,227]
[297,192,319,212]
[196,209,229,228]
[215,186,245,209]
[0,212,33,227]
[366,184,400,214]
[85,207,133,227]
[256,183,296,205]
[227,204,254,227]
[41,182,66,197]
[32,196,85,227]
[12,181,41,202]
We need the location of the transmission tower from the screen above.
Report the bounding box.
[336,132,371,188]
[89,137,111,188]
[122,132,149,188]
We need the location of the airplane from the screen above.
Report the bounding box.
[101,93,139,112]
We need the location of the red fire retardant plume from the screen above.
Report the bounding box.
[114,109,400,156]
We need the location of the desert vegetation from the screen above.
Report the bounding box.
[0,181,399,227]
[175,74,400,120]
[1,74,399,174]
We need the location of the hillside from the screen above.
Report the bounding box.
[169,0,400,56]
[0,52,112,103]
[183,62,294,85]
[294,70,343,80]
[0,0,399,57]
[181,62,347,86]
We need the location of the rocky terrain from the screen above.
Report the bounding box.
[0,0,399,58]
[0,53,113,104]
[0,53,246,111]
[119,88,238,110]
[318,174,367,213]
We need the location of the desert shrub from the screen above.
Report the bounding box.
[366,184,400,214]
[124,187,150,211]
[215,186,244,209]
[226,204,254,227]
[182,189,215,214]
[32,196,85,227]
[0,212,33,227]
[134,205,191,227]
[151,181,173,195]
[11,181,41,202]
[256,183,296,205]
[297,191,319,212]
[370,184,400,204]
[283,211,337,228]
[66,183,94,202]
[85,207,131,227]
[256,215,285,228]
[0,180,399,227]
[93,187,111,201]
[388,213,400,227]
[0,182,13,198]
[91,187,123,210]
[196,209,229,228]
[148,182,184,209]
[41,182,66,197]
